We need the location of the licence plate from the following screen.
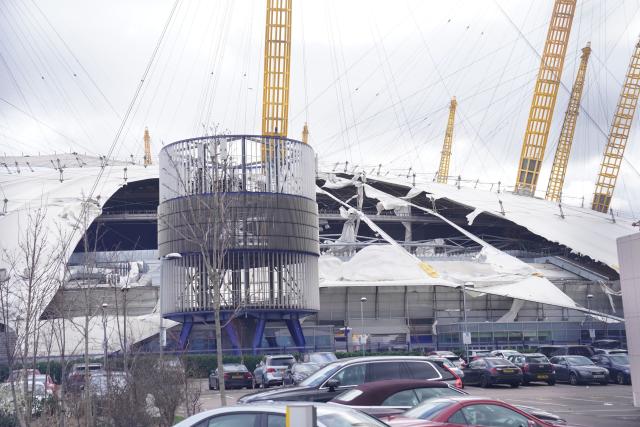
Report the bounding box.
[503,369,515,373]
[232,374,243,379]
[537,374,548,379]
[593,374,604,377]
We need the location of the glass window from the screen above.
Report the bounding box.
[526,356,549,364]
[448,410,468,425]
[203,414,260,427]
[332,364,366,387]
[414,387,463,402]
[565,356,594,366]
[267,414,285,427]
[367,362,405,382]
[461,404,529,427]
[381,389,419,407]
[268,357,296,367]
[333,389,363,403]
[404,400,453,420]
[405,362,439,380]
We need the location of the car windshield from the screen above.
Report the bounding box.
[486,358,512,366]
[296,363,320,373]
[299,363,343,387]
[566,356,594,366]
[268,357,296,367]
[403,399,453,420]
[527,356,549,364]
[609,355,629,364]
[224,364,248,371]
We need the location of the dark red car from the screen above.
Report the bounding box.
[329,379,466,418]
[383,396,563,427]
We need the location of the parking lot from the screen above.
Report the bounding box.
[193,379,640,427]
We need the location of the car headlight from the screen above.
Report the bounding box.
[624,369,630,374]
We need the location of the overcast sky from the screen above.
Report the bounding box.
[1,0,640,214]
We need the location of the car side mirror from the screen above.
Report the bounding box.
[325,378,340,391]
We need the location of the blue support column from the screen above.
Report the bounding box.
[224,322,242,356]
[285,318,306,351]
[178,317,193,350]
[252,317,266,355]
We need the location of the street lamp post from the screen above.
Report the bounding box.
[160,253,182,358]
[460,282,472,363]
[101,303,108,370]
[586,294,594,343]
[360,297,367,357]
[121,284,130,370]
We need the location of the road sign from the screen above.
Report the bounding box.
[462,332,472,345]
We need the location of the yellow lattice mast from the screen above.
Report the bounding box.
[546,42,591,202]
[514,0,576,196]
[302,123,309,144]
[143,127,152,166]
[437,97,457,184]
[592,38,640,213]
[262,0,292,162]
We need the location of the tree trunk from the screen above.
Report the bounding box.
[213,295,226,406]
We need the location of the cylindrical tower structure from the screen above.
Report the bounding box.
[158,135,319,351]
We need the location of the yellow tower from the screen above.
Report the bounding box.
[302,123,309,144]
[262,0,292,139]
[437,97,457,184]
[514,0,577,196]
[546,42,591,202]
[143,127,152,166]
[592,38,640,213]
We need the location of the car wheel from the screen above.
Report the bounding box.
[510,382,520,388]
[522,379,530,386]
[617,373,625,385]
[547,379,556,386]
[480,375,490,388]
[569,373,578,386]
[208,379,213,391]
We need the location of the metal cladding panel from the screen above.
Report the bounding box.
[158,193,318,257]
[158,135,319,315]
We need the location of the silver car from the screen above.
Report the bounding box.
[253,354,296,388]
[173,402,388,427]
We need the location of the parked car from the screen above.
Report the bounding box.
[462,357,522,388]
[7,369,41,383]
[253,354,296,388]
[382,396,560,427]
[284,362,320,385]
[490,349,522,359]
[33,374,57,395]
[507,353,556,385]
[173,402,389,427]
[425,356,464,380]
[467,349,492,362]
[427,351,465,368]
[330,379,467,418]
[66,363,105,392]
[593,339,621,349]
[302,352,338,367]
[594,348,627,355]
[209,363,253,390]
[591,353,631,384]
[550,355,609,385]
[239,356,459,404]
[85,371,128,398]
[537,345,595,358]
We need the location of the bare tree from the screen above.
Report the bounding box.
[0,206,63,427]
[159,137,246,406]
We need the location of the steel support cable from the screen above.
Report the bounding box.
[2,3,99,148]
[66,0,179,247]
[18,0,121,135]
[0,6,101,151]
[197,1,235,133]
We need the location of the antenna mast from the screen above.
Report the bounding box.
[592,38,640,213]
[546,42,591,202]
[514,0,576,196]
[437,97,457,184]
[143,127,152,166]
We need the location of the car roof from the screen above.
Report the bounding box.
[173,402,366,427]
[331,379,450,405]
[523,353,546,358]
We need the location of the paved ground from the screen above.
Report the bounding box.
[191,379,640,427]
